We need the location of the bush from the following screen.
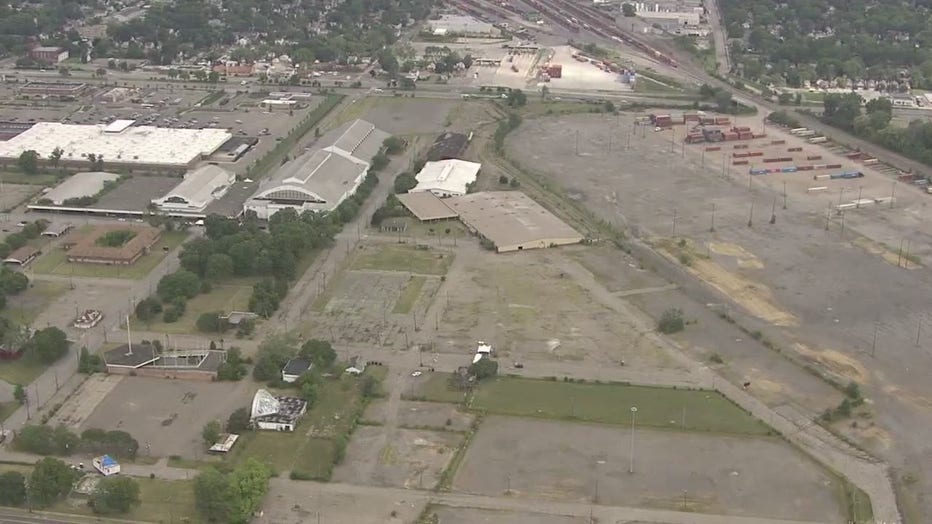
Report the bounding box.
[196,312,224,333]
[393,173,418,194]
[498,175,509,184]
[657,308,685,334]
[90,476,140,514]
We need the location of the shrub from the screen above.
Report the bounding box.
[657,308,685,334]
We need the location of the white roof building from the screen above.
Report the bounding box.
[152,165,236,213]
[244,119,389,219]
[0,122,231,169]
[426,14,496,35]
[411,159,481,198]
[41,171,121,205]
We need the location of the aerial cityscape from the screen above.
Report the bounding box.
[0,0,929,522]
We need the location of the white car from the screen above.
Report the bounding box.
[411,371,423,378]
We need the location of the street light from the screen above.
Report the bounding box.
[628,406,638,474]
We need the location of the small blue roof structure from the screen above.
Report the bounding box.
[100,455,117,467]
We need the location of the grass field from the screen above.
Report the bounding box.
[0,280,69,326]
[634,76,683,94]
[52,478,199,523]
[132,283,253,334]
[31,231,188,279]
[393,276,426,314]
[0,401,19,422]
[471,377,771,435]
[404,372,468,403]
[0,171,61,186]
[0,356,47,388]
[351,245,453,275]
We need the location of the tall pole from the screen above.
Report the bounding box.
[856,186,863,208]
[871,322,878,358]
[710,203,715,232]
[747,200,754,228]
[628,406,638,474]
[770,197,776,224]
[672,209,677,237]
[782,181,787,209]
[917,318,922,347]
[891,181,897,208]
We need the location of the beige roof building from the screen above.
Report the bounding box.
[66,224,162,265]
[445,191,583,252]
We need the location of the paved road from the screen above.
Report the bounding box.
[261,479,835,524]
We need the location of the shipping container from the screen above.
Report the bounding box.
[845,152,862,159]
[808,136,828,144]
[748,152,764,157]
[790,128,808,134]
[714,117,731,125]
[829,171,864,179]
[826,164,843,169]
[863,158,879,165]
[771,140,786,145]
[798,165,814,171]
[724,132,739,140]
[807,186,828,193]
[787,147,803,152]
[750,168,769,175]
[738,132,754,139]
[764,157,792,163]
[733,126,751,132]
[781,167,798,173]
[705,146,722,152]
[734,144,749,149]
[733,160,749,165]
[806,155,822,160]
[796,130,816,137]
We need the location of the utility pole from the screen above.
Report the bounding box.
[891,180,897,208]
[770,197,776,225]
[672,209,677,237]
[782,181,787,209]
[917,318,922,347]
[628,406,638,474]
[710,203,715,232]
[575,130,580,156]
[871,321,878,358]
[747,200,754,228]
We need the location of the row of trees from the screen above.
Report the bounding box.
[820,94,932,168]
[0,458,139,514]
[194,459,270,524]
[14,425,140,460]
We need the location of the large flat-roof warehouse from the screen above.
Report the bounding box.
[0,121,231,171]
[444,191,583,252]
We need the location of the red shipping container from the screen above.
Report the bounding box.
[748,152,764,157]
[547,64,562,78]
[788,147,802,152]
[724,132,739,140]
[705,146,721,151]
[806,155,822,160]
[733,160,749,165]
[739,133,753,140]
[798,165,813,171]
[771,140,786,145]
[752,133,767,138]
[734,144,748,149]
[733,126,752,132]
[714,117,731,125]
[826,164,842,169]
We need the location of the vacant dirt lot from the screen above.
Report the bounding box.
[429,505,589,524]
[80,377,256,458]
[260,478,423,524]
[454,416,844,522]
[433,246,676,370]
[505,111,932,515]
[0,182,37,211]
[362,399,474,432]
[332,426,461,488]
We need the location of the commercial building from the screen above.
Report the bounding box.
[250,389,308,432]
[102,343,226,381]
[426,14,497,36]
[0,122,231,172]
[41,223,74,238]
[65,224,161,265]
[20,81,87,98]
[396,192,459,221]
[41,172,121,206]
[411,159,481,198]
[281,358,312,383]
[244,119,389,219]
[151,165,236,214]
[427,132,470,161]
[28,46,69,64]
[445,191,583,252]
[3,246,40,266]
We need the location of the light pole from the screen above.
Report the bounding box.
[628,406,638,474]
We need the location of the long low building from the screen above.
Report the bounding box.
[0,121,231,172]
[65,224,162,265]
[445,191,583,252]
[40,171,121,206]
[152,164,236,214]
[244,119,389,219]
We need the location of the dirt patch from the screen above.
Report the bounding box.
[852,237,921,269]
[454,416,845,522]
[709,241,764,269]
[430,505,589,524]
[659,247,797,326]
[793,343,870,384]
[362,400,474,431]
[333,426,461,488]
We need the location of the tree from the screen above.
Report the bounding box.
[205,253,234,280]
[157,270,201,302]
[393,173,418,193]
[208,71,220,83]
[134,297,163,321]
[382,136,406,155]
[252,334,296,381]
[714,90,733,112]
[0,471,27,506]
[91,476,140,514]
[95,67,107,78]
[469,358,498,380]
[202,420,222,446]
[58,66,69,76]
[13,384,25,404]
[48,147,64,168]
[299,339,336,369]
[28,458,77,508]
[506,88,527,107]
[226,407,251,433]
[194,468,231,522]
[17,150,39,175]
[196,312,224,333]
[377,48,399,77]
[657,308,685,334]
[226,458,271,524]
[29,327,69,364]
[621,2,636,16]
